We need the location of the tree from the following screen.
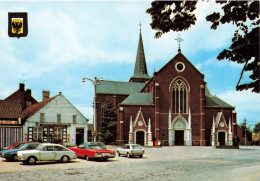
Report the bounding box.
[253,122,260,133]
[146,1,259,93]
[98,97,117,144]
[240,118,252,141]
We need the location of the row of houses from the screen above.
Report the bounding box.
[0,83,89,149]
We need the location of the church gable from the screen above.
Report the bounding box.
[155,53,204,80]
[133,109,147,128]
[215,112,228,129]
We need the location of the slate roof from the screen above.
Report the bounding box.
[205,86,235,108]
[22,96,57,119]
[96,80,146,95]
[130,31,150,80]
[0,100,22,119]
[120,93,154,105]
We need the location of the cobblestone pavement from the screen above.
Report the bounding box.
[0,146,260,181]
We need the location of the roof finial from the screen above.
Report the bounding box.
[175,34,183,53]
[139,21,142,32]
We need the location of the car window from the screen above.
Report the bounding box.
[89,145,105,150]
[43,146,54,151]
[17,143,26,149]
[54,146,67,151]
[25,145,34,150]
[36,144,44,150]
[132,145,141,149]
[78,146,85,149]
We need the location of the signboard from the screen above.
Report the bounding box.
[8,12,28,38]
[0,120,18,125]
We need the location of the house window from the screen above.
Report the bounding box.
[73,115,77,124]
[57,114,61,124]
[40,113,45,122]
[172,79,188,113]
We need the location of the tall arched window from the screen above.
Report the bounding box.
[172,79,187,113]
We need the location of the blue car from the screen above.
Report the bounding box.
[1,142,40,161]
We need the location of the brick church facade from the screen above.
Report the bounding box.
[95,30,241,146]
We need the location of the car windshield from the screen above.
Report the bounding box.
[132,145,142,149]
[88,145,105,150]
[36,144,44,150]
[16,143,25,149]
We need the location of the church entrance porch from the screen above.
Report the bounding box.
[175,130,184,145]
[136,131,145,145]
[218,132,226,146]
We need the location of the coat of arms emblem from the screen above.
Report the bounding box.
[8,12,28,38]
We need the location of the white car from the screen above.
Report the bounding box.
[117,144,144,158]
[17,143,76,165]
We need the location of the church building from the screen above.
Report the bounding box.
[95,29,240,146]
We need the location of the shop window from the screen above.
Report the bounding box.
[53,127,62,142]
[33,127,43,142]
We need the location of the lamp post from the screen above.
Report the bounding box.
[82,77,103,142]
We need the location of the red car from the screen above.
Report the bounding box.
[69,142,116,161]
[4,142,24,150]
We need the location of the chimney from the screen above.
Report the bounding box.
[19,83,25,90]
[26,89,31,96]
[42,90,50,101]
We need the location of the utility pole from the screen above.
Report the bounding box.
[245,118,247,146]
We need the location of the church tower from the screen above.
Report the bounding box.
[129,26,150,83]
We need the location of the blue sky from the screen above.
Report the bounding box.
[0,1,259,129]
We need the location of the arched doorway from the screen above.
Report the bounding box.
[136,131,145,145]
[218,132,226,146]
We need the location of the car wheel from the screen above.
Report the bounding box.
[85,155,90,161]
[27,157,36,165]
[11,154,18,161]
[117,151,121,157]
[61,156,69,163]
[127,153,131,158]
[139,155,143,158]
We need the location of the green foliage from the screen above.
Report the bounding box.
[239,118,252,141]
[253,122,260,133]
[98,97,117,144]
[146,1,259,93]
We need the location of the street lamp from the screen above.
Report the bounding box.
[82,77,103,142]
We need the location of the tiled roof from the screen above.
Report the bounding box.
[22,96,57,119]
[96,80,145,95]
[205,86,234,108]
[0,100,22,119]
[121,93,154,105]
[5,84,38,111]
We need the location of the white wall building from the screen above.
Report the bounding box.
[22,91,89,146]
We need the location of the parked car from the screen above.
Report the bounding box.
[17,143,76,165]
[69,142,116,161]
[1,142,40,161]
[1,142,24,151]
[117,144,144,158]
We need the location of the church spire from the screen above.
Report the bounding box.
[130,23,150,83]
